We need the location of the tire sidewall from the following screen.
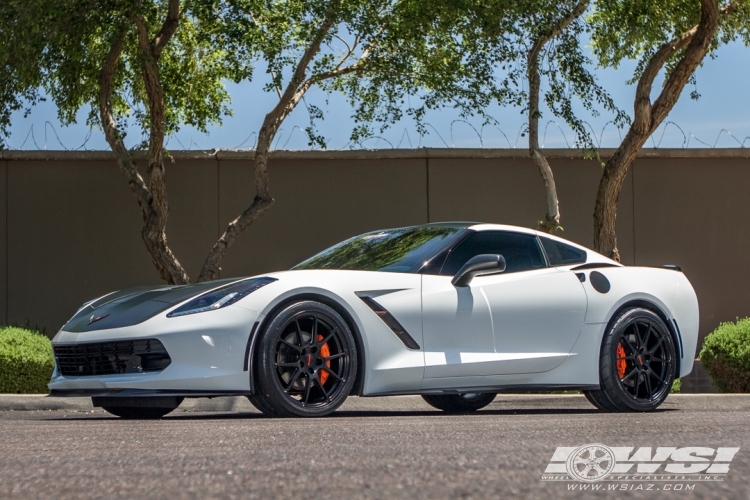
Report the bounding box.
[256,301,357,417]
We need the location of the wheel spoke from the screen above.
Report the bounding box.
[642,323,654,348]
[313,376,328,398]
[294,319,304,346]
[621,335,638,355]
[633,372,643,398]
[323,352,347,362]
[303,374,312,405]
[634,322,646,348]
[280,338,301,352]
[284,369,302,392]
[316,330,336,347]
[648,337,664,354]
[621,367,638,383]
[644,372,653,398]
[650,370,666,385]
[275,361,299,368]
[322,366,344,383]
[310,315,318,342]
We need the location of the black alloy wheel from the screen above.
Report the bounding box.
[421,392,496,413]
[253,301,357,417]
[595,308,676,412]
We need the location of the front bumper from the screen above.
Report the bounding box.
[48,306,262,396]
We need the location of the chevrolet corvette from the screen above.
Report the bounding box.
[49,223,698,418]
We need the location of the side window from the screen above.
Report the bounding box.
[540,237,587,266]
[440,231,546,276]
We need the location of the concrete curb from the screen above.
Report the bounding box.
[3,393,750,413]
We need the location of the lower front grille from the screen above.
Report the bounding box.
[53,339,171,376]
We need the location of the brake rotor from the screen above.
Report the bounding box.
[616,342,627,379]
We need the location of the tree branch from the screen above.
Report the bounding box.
[152,0,180,58]
[198,1,342,282]
[98,27,150,215]
[633,0,735,134]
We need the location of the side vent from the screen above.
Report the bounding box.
[359,296,420,350]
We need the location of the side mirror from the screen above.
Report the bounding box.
[451,254,506,287]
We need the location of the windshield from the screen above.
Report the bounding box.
[293,226,463,273]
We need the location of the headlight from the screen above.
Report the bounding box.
[167,277,276,318]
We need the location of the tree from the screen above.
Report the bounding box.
[191,0,525,280]
[403,0,624,233]
[2,0,496,284]
[1,0,248,284]
[589,0,750,260]
[193,0,403,281]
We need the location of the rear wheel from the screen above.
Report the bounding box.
[422,393,496,413]
[596,308,676,412]
[253,301,357,418]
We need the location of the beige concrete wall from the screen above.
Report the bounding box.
[217,158,429,278]
[1,149,748,368]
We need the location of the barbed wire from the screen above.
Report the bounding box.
[2,120,750,152]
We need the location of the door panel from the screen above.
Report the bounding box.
[477,268,587,374]
[421,275,498,378]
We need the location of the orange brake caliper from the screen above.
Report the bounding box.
[616,343,627,379]
[317,334,331,385]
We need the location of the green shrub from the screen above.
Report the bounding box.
[700,318,750,393]
[0,327,54,393]
[671,379,681,393]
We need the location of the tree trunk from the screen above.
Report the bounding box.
[528,47,561,233]
[526,0,588,233]
[134,1,190,284]
[593,0,722,260]
[197,11,338,282]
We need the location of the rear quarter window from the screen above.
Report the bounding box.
[540,237,587,266]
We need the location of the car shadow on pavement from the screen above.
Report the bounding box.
[46,407,674,421]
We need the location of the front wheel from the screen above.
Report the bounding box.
[253,301,357,418]
[595,308,677,412]
[422,393,496,413]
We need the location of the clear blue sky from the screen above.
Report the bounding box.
[5,41,749,151]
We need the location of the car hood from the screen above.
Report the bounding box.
[62,278,243,333]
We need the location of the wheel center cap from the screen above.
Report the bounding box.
[636,354,644,366]
[306,354,313,367]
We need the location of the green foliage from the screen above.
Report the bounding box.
[0,327,54,394]
[0,0,250,147]
[589,0,750,85]
[700,317,750,393]
[671,378,681,393]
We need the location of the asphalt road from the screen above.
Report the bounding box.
[1,395,749,500]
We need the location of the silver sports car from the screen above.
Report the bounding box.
[49,223,698,418]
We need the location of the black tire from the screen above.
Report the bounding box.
[583,389,621,412]
[598,308,677,412]
[100,397,183,419]
[422,393,496,413]
[246,393,280,417]
[253,301,357,418]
